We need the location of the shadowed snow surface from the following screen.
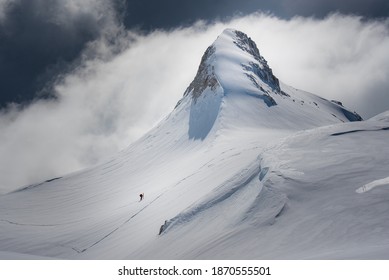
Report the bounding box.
[1,29,386,260]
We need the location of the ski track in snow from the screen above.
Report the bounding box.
[69,184,175,253]
[2,29,388,260]
[68,163,218,254]
[69,198,158,253]
[72,145,257,253]
[0,219,64,227]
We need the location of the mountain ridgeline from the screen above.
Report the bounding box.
[176,28,362,140]
[1,29,385,261]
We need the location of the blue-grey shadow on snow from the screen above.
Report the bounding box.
[245,91,277,107]
[188,90,223,140]
[330,126,389,136]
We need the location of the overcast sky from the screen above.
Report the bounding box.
[0,0,388,193]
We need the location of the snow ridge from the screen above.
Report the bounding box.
[0,29,380,260]
[233,30,281,94]
[182,29,282,104]
[159,162,261,235]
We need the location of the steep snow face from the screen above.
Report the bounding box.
[178,29,362,141]
[0,29,372,260]
[184,29,280,102]
[212,29,281,99]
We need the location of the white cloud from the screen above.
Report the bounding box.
[236,14,389,118]
[0,13,388,193]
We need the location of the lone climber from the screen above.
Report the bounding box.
[139,193,144,201]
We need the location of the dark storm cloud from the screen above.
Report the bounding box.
[281,0,389,18]
[0,14,388,193]
[0,0,388,193]
[122,0,388,30]
[123,0,281,30]
[0,0,123,106]
[1,0,388,107]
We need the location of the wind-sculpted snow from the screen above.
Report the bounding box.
[159,161,262,234]
[159,157,287,236]
[356,177,389,193]
[0,29,378,260]
[330,126,389,136]
[248,114,389,259]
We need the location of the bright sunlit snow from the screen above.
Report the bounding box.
[0,29,387,260]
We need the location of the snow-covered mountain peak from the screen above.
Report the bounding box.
[183,29,281,103]
[2,29,386,261]
[176,29,362,141]
[220,28,281,93]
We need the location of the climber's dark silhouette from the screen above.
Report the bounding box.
[139,193,144,201]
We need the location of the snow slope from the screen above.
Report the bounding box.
[1,29,386,260]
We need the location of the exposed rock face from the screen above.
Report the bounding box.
[233,30,281,94]
[183,45,219,102]
[183,29,283,105]
[179,28,362,121]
